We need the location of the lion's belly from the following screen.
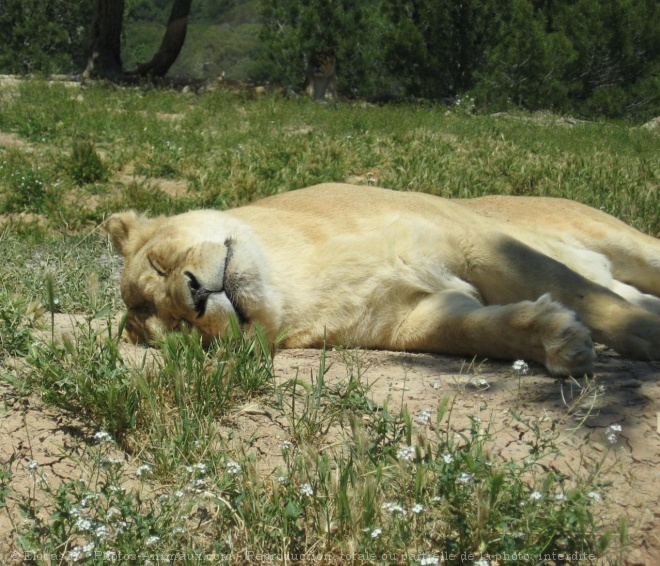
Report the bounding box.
[276,238,480,350]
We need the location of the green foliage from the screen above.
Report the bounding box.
[258,0,391,98]
[0,289,34,359]
[472,0,660,118]
[259,0,659,118]
[0,152,57,214]
[66,140,110,186]
[0,0,93,74]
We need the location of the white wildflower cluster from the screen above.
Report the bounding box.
[416,409,432,424]
[226,461,241,475]
[277,475,288,485]
[382,502,407,516]
[80,493,99,508]
[279,440,294,451]
[135,464,152,478]
[411,504,424,514]
[67,542,95,562]
[605,423,622,444]
[95,525,110,541]
[27,460,39,476]
[300,483,314,497]
[555,493,567,502]
[512,360,529,375]
[456,472,474,485]
[587,491,601,502]
[529,491,543,501]
[396,445,415,461]
[420,557,439,566]
[75,515,93,532]
[94,431,113,443]
[473,378,490,389]
[370,527,382,538]
[474,558,490,566]
[186,462,208,476]
[146,535,161,546]
[100,457,122,468]
[190,478,206,493]
[442,453,454,464]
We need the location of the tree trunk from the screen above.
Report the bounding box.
[84,0,124,79]
[131,0,193,78]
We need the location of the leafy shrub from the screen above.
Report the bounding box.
[66,141,110,186]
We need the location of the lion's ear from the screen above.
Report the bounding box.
[103,211,145,256]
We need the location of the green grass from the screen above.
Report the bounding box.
[0,78,654,563]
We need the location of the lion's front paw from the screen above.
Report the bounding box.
[536,295,596,377]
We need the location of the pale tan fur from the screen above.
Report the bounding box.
[304,50,338,102]
[104,183,660,376]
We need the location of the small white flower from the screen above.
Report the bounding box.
[473,378,489,388]
[94,431,113,443]
[226,461,241,475]
[512,360,529,375]
[95,525,110,540]
[555,493,567,502]
[456,472,474,485]
[605,424,622,444]
[75,516,93,532]
[80,494,99,507]
[67,546,84,561]
[530,491,543,501]
[174,490,186,498]
[382,502,407,516]
[277,475,288,484]
[587,491,601,502]
[416,409,432,424]
[192,462,208,475]
[442,453,454,464]
[106,507,121,520]
[136,464,152,477]
[300,483,314,497]
[474,558,490,566]
[411,503,424,514]
[101,457,122,467]
[146,535,160,546]
[370,527,382,538]
[420,557,439,566]
[115,520,128,534]
[28,460,39,471]
[279,440,294,451]
[397,445,415,461]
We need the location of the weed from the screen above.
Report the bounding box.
[66,140,110,186]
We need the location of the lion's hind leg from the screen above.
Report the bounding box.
[394,290,595,377]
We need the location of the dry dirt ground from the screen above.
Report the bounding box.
[1,313,659,564]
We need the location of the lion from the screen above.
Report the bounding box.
[304,49,338,102]
[104,183,660,377]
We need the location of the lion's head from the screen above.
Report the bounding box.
[104,210,282,344]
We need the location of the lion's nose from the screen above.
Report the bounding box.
[185,271,212,316]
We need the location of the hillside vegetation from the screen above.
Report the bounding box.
[1,0,658,120]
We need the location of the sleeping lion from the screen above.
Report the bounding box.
[104,183,660,377]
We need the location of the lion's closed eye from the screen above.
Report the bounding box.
[148,255,167,277]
